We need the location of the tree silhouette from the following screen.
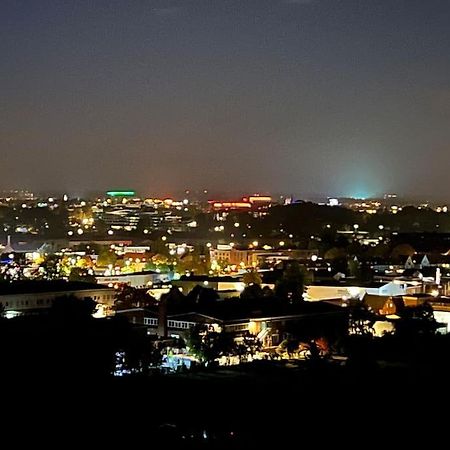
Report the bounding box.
[114,285,156,310]
[275,261,305,302]
[242,270,262,286]
[68,267,97,283]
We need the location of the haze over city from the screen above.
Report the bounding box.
[2,0,450,198]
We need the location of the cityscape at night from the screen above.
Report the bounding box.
[2,0,450,446]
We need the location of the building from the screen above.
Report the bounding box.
[363,294,404,316]
[172,275,245,295]
[116,301,347,348]
[0,280,116,318]
[96,270,168,289]
[209,246,319,268]
[304,280,420,302]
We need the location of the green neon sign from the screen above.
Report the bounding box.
[106,191,136,197]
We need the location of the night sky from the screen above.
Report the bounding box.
[2,0,450,198]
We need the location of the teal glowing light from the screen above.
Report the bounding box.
[106,190,136,197]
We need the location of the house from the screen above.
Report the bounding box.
[363,294,403,316]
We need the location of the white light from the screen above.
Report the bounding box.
[67,230,73,236]
[183,199,189,205]
[143,229,149,234]
[203,281,209,286]
[252,241,258,247]
[348,287,361,299]
[206,242,212,248]
[162,236,167,241]
[353,224,359,230]
[378,225,384,230]
[311,254,318,262]
[8,253,14,259]
[279,241,285,246]
[108,230,114,235]
[234,222,240,228]
[77,228,84,235]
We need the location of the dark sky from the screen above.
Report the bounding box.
[2,0,450,198]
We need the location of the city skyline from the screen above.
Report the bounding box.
[2,0,450,198]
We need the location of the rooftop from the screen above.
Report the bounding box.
[0,280,110,296]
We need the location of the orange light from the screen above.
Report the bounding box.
[248,196,272,203]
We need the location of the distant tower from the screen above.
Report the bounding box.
[420,254,430,268]
[2,235,14,254]
[157,295,168,338]
[405,256,414,269]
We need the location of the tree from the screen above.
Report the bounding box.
[395,302,438,337]
[39,254,61,280]
[114,285,156,310]
[275,261,305,302]
[277,337,300,358]
[241,283,263,300]
[51,295,97,321]
[234,331,261,362]
[347,257,361,279]
[187,324,235,366]
[68,267,97,283]
[348,299,375,336]
[96,248,117,267]
[242,270,262,286]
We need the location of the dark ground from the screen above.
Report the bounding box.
[6,359,446,448]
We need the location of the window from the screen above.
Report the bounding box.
[168,320,194,329]
[229,324,248,331]
[144,318,158,326]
